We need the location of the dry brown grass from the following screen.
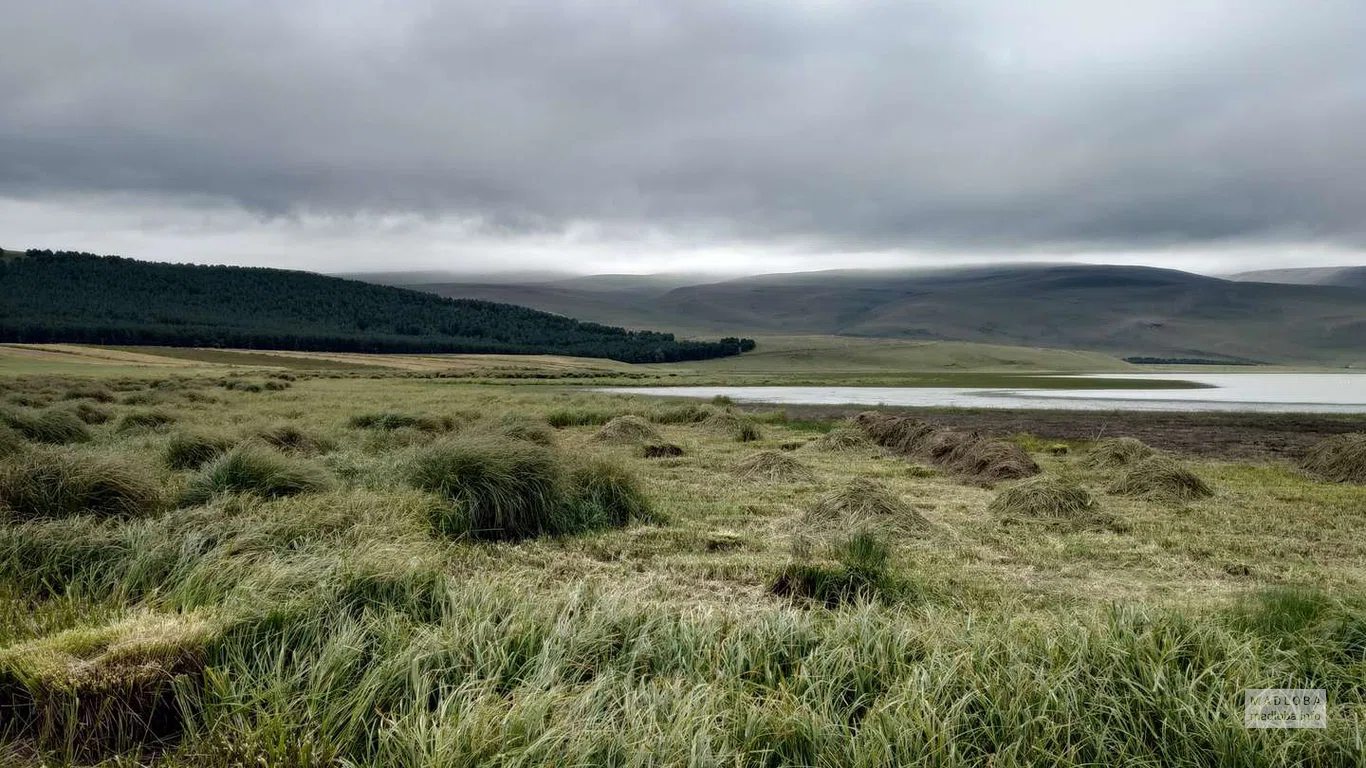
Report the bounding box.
[1299,433,1366,483]
[592,415,662,444]
[1083,437,1156,469]
[1108,456,1213,502]
[801,427,877,453]
[733,450,816,482]
[805,478,929,534]
[988,475,1113,529]
[853,412,1038,483]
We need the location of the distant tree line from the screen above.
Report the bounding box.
[0,251,756,363]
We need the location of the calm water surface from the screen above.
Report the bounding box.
[598,373,1366,413]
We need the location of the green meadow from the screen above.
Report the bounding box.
[0,351,1364,766]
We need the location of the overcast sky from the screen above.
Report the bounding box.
[3,1,1364,276]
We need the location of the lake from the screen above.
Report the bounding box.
[598,373,1366,413]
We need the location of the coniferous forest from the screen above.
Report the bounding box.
[0,251,755,362]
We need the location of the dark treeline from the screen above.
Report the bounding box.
[0,251,756,363]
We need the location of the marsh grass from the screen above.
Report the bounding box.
[179,446,331,506]
[493,417,556,446]
[408,437,568,540]
[0,448,163,520]
[1300,433,1366,483]
[0,424,22,458]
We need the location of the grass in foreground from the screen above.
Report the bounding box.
[0,368,1362,766]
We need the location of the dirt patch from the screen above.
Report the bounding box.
[750,405,1366,461]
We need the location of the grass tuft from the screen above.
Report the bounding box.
[771,530,906,607]
[0,447,163,520]
[1299,433,1366,483]
[592,415,662,444]
[115,409,178,433]
[255,423,334,454]
[408,437,566,540]
[163,431,236,470]
[1083,437,1156,469]
[179,445,331,506]
[733,450,816,482]
[0,406,92,444]
[566,458,658,528]
[1108,456,1213,502]
[806,478,929,533]
[495,417,556,446]
[988,475,1113,529]
[66,401,112,425]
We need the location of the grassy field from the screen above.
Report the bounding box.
[0,360,1364,766]
[1,340,1213,390]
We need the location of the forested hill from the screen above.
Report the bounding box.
[0,251,755,363]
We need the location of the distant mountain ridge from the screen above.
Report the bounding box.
[0,251,753,363]
[389,264,1366,365]
[1230,266,1366,290]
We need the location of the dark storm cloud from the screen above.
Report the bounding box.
[2,0,1365,253]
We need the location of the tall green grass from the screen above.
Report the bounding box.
[179,446,331,506]
[0,406,92,444]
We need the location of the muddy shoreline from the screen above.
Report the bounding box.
[747,404,1366,460]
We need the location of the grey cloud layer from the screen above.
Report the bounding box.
[3,0,1364,252]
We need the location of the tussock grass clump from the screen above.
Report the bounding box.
[640,442,685,458]
[0,406,92,444]
[853,412,935,453]
[806,478,929,533]
[255,423,334,454]
[944,437,1040,483]
[349,412,453,432]
[1084,437,1156,469]
[566,459,658,528]
[988,475,1112,529]
[733,451,816,482]
[802,427,876,453]
[735,421,763,442]
[772,531,909,607]
[163,431,236,470]
[409,437,566,540]
[0,448,163,520]
[592,415,662,444]
[115,409,178,433]
[1299,433,1366,483]
[60,384,115,403]
[179,445,331,506]
[1108,456,1213,502]
[495,417,556,446]
[0,611,219,759]
[66,400,111,425]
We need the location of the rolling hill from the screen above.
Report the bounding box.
[1229,266,1366,290]
[396,265,1366,365]
[0,250,753,363]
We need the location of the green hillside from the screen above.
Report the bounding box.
[0,251,753,363]
[403,265,1366,365]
